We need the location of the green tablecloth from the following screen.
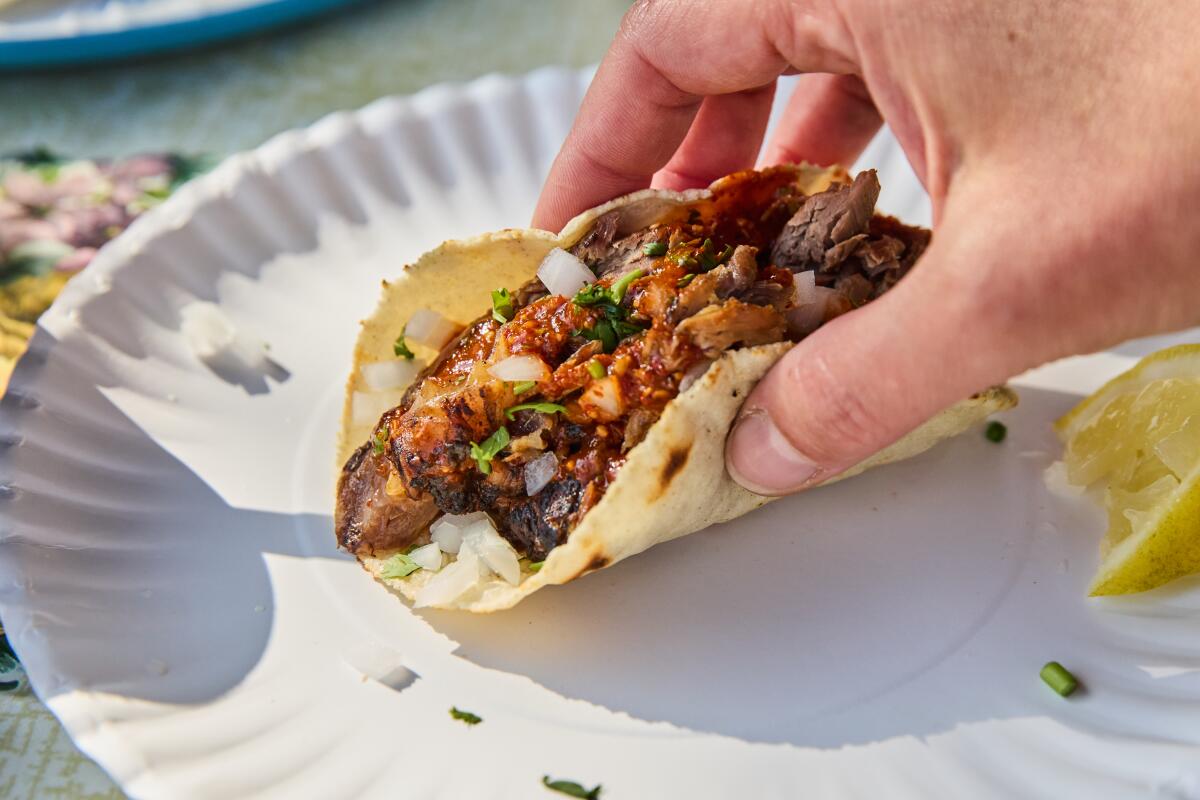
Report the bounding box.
[0,1,627,795]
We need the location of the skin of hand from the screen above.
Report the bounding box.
[532,0,1200,495]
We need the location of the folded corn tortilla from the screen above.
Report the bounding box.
[337,164,1016,612]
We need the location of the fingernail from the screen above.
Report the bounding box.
[726,410,821,495]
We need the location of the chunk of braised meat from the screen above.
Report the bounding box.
[499,477,584,560]
[569,211,665,280]
[335,442,438,556]
[770,170,932,303]
[770,170,880,272]
[492,416,592,559]
[507,408,554,454]
[544,340,605,400]
[622,408,658,452]
[740,280,793,312]
[568,210,619,264]
[513,277,551,308]
[675,299,787,357]
[400,316,495,410]
[392,381,511,514]
[835,272,874,307]
[668,244,759,323]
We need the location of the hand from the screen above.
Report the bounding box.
[533,0,1200,494]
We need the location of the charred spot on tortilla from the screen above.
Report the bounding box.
[335,164,1014,610]
[655,444,692,497]
[569,553,611,581]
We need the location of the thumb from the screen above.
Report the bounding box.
[725,186,1059,495]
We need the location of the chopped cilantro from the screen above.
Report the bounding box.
[610,318,643,339]
[449,706,482,725]
[985,421,1007,443]
[393,326,415,359]
[608,268,645,302]
[372,426,388,456]
[675,254,698,270]
[528,561,544,572]
[572,283,608,307]
[578,321,617,353]
[676,274,696,288]
[696,239,735,271]
[542,776,601,799]
[469,426,510,474]
[512,380,536,395]
[642,241,667,257]
[505,402,567,420]
[381,552,421,579]
[491,288,514,322]
[577,314,644,353]
[572,268,645,309]
[572,280,647,353]
[586,360,605,379]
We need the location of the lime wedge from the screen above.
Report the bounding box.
[1054,344,1200,595]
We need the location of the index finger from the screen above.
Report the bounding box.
[531,0,858,232]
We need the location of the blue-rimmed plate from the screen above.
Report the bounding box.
[0,0,366,68]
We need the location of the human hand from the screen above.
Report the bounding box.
[533,0,1200,494]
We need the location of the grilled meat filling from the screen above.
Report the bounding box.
[337,169,929,560]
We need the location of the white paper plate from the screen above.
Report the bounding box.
[1,67,1198,799]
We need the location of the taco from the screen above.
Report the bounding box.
[335,164,1015,612]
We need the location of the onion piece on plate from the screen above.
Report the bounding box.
[524,452,558,496]
[489,354,549,383]
[537,248,594,297]
[180,302,237,359]
[361,358,425,391]
[405,309,460,351]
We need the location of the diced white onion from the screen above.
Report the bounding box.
[791,270,819,304]
[430,511,490,554]
[351,389,406,428]
[488,354,549,383]
[580,375,624,420]
[405,309,460,351]
[414,543,484,607]
[409,542,444,572]
[461,519,521,585]
[361,358,425,391]
[537,247,594,297]
[679,359,715,393]
[787,270,838,337]
[524,452,558,496]
[180,301,237,359]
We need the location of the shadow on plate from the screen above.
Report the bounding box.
[0,328,329,705]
